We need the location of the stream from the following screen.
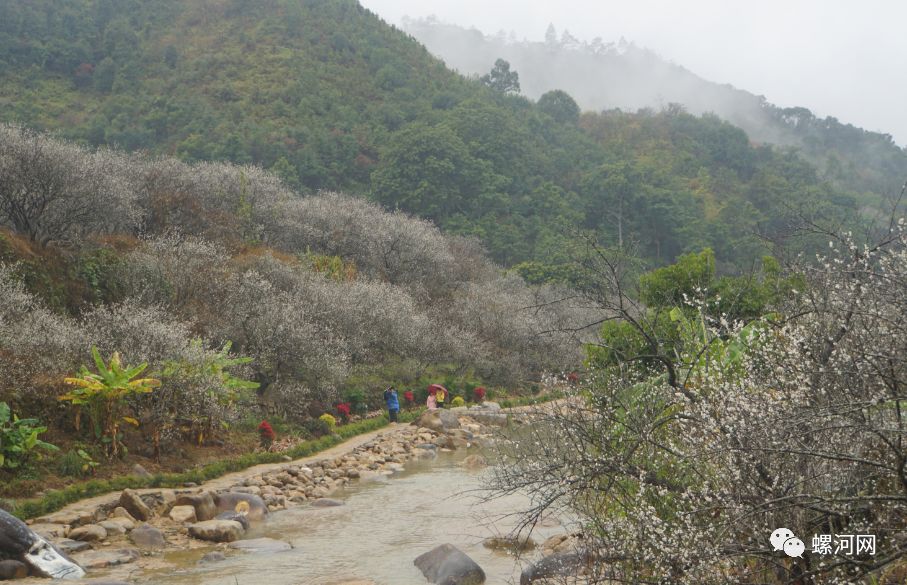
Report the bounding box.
[137,449,568,585]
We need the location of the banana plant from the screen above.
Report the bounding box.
[0,402,58,469]
[60,347,160,458]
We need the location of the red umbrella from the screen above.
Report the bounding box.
[427,384,447,396]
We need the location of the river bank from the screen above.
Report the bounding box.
[3,405,525,583]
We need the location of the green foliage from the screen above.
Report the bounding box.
[55,448,99,477]
[60,347,160,458]
[640,249,716,308]
[450,396,465,407]
[0,0,862,271]
[480,58,520,94]
[318,413,337,434]
[341,388,369,416]
[0,402,58,469]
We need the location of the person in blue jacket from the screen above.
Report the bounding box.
[383,386,400,423]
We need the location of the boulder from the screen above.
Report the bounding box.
[215,511,250,531]
[188,520,244,543]
[68,524,107,542]
[0,560,28,580]
[130,524,166,549]
[110,507,137,523]
[213,492,269,522]
[228,537,293,553]
[175,491,216,522]
[118,489,152,521]
[519,551,588,585]
[414,543,486,585]
[132,463,152,478]
[169,505,198,524]
[28,523,67,539]
[413,410,460,432]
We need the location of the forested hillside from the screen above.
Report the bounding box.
[405,18,907,202]
[0,0,862,270]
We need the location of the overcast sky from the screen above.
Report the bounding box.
[360,0,907,146]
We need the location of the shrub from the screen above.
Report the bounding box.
[403,390,414,406]
[257,420,275,449]
[60,347,161,458]
[317,413,337,435]
[335,402,351,421]
[55,448,98,477]
[473,387,486,402]
[0,402,58,469]
[450,396,465,407]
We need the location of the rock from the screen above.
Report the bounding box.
[105,516,135,531]
[311,498,344,507]
[213,492,269,522]
[414,410,460,432]
[110,507,137,523]
[228,537,293,553]
[130,523,166,549]
[132,463,152,478]
[72,548,140,569]
[118,489,152,521]
[68,524,107,542]
[29,523,68,539]
[460,455,488,469]
[175,491,216,522]
[99,520,127,536]
[169,505,198,523]
[414,543,486,585]
[215,511,250,531]
[482,535,535,552]
[199,551,226,563]
[519,551,588,585]
[0,509,85,579]
[55,538,91,554]
[0,560,28,580]
[188,520,244,543]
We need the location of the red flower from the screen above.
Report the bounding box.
[403,390,415,404]
[257,420,276,440]
[473,387,486,402]
[336,402,351,420]
[567,372,580,384]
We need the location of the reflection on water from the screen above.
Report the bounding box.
[141,450,568,585]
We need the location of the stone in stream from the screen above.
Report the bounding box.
[118,489,153,521]
[199,551,226,563]
[215,511,250,531]
[213,492,269,522]
[175,491,217,521]
[68,524,107,542]
[414,543,486,585]
[228,537,293,553]
[519,551,589,585]
[130,523,166,549]
[0,508,85,579]
[482,535,535,552]
[188,519,245,543]
[311,498,344,507]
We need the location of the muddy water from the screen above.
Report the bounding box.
[141,450,568,585]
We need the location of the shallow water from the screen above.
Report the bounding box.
[140,449,567,585]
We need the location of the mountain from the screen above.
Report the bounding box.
[0,0,861,271]
[403,18,907,202]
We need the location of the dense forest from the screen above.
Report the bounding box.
[0,0,866,272]
[405,17,907,203]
